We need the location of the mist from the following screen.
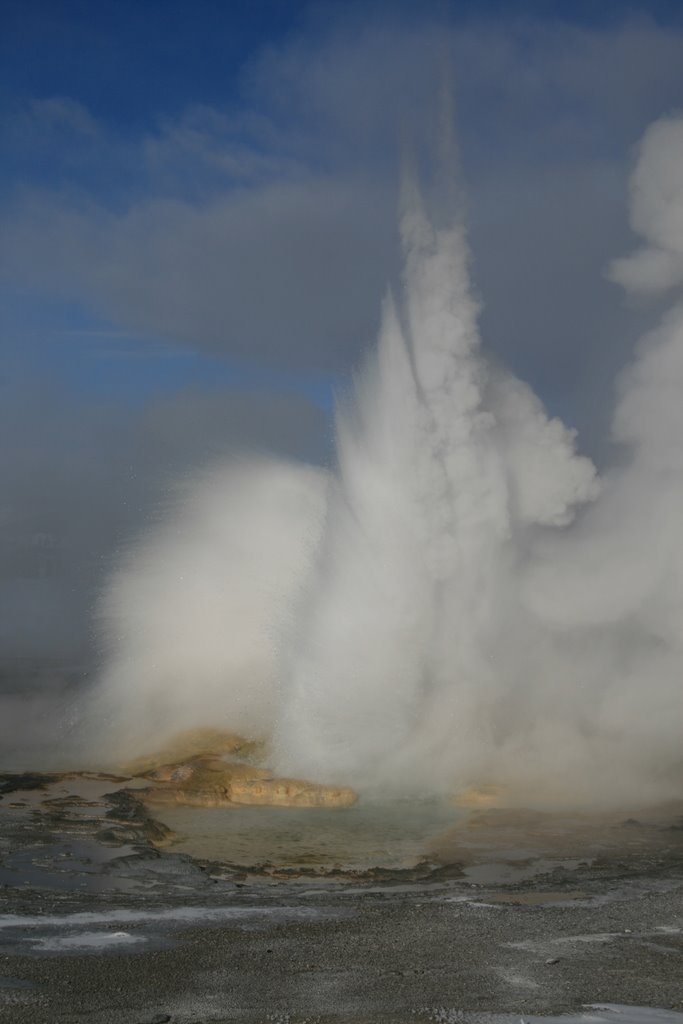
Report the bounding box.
[3,9,683,786]
[0,377,327,765]
[84,113,683,809]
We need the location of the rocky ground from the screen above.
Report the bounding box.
[2,749,683,1023]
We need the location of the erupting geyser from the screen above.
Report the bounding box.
[88,114,683,808]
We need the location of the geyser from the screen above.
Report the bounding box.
[89,114,683,808]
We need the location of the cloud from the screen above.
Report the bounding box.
[3,16,683,393]
[2,177,395,369]
[609,115,683,293]
[143,105,305,190]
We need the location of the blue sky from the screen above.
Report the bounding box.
[2,0,330,414]
[3,0,683,414]
[2,1,305,126]
[2,0,683,666]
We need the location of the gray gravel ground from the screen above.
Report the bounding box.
[3,877,683,1023]
[2,773,683,1023]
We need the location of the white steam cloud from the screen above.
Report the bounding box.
[87,116,683,808]
[90,460,327,752]
[610,116,683,294]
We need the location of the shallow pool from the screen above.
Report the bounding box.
[156,798,463,871]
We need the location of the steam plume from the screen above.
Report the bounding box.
[88,115,683,807]
[90,460,327,754]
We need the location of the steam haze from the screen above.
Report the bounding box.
[2,3,683,798]
[89,111,683,808]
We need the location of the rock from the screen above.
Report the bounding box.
[141,755,357,809]
[95,826,142,845]
[452,783,506,810]
[228,775,357,808]
[106,851,207,884]
[121,727,264,777]
[124,727,358,810]
[104,788,174,843]
[0,772,60,797]
[141,756,271,807]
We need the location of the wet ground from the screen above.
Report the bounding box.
[1,771,683,1022]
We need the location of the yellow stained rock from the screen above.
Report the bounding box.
[124,727,357,809]
[137,752,358,809]
[121,727,264,777]
[452,783,506,810]
[141,756,269,806]
[228,777,357,808]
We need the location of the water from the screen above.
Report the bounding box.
[155,798,462,871]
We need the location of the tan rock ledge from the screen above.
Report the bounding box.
[122,728,357,809]
[121,727,264,777]
[141,756,357,809]
[452,783,506,810]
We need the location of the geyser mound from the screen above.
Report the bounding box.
[122,728,357,810]
[87,114,683,809]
